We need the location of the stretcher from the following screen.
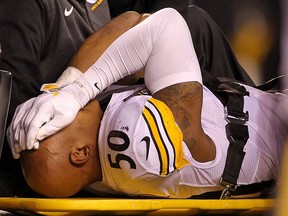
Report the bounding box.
[0,197,274,215]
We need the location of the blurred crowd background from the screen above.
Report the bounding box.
[191,0,283,85]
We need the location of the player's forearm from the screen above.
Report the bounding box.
[69,11,142,72]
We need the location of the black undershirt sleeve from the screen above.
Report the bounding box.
[0,0,45,121]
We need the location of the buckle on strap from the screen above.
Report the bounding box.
[225,106,249,125]
[220,178,238,199]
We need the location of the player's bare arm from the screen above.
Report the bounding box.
[153,81,216,162]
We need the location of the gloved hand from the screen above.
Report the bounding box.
[56,66,82,87]
[7,97,36,159]
[7,83,89,159]
[8,60,120,158]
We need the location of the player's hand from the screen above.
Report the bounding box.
[56,66,82,87]
[7,83,88,159]
[7,97,36,159]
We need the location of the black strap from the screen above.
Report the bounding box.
[217,83,250,199]
[256,75,284,92]
[203,76,280,199]
[189,180,276,199]
[204,79,250,199]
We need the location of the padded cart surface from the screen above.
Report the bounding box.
[0,198,274,215]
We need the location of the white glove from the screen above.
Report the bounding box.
[8,60,121,159]
[56,66,82,87]
[7,82,90,159]
[7,67,82,159]
[7,97,36,159]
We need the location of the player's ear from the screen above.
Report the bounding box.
[69,144,92,165]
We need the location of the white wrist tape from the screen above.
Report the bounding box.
[56,66,83,87]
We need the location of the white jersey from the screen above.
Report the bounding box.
[88,85,286,198]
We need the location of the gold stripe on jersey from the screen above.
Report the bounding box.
[143,106,168,175]
[142,98,189,176]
